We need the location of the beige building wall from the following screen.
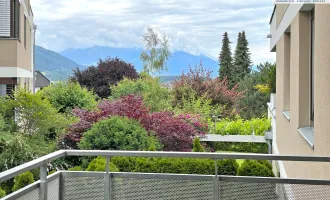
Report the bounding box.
[0,40,18,67]
[275,5,330,179]
[276,5,290,28]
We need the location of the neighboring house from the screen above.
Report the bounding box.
[269,4,330,179]
[0,0,35,97]
[35,71,50,92]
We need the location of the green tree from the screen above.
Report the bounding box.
[219,32,233,83]
[111,73,173,112]
[192,137,205,152]
[12,172,34,191]
[233,31,252,83]
[86,157,119,172]
[39,81,97,114]
[5,89,71,136]
[140,27,171,74]
[79,116,159,151]
[238,62,275,119]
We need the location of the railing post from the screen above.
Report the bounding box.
[213,160,219,200]
[104,156,111,200]
[59,172,65,200]
[39,163,48,200]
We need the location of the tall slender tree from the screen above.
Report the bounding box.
[219,32,233,82]
[233,31,252,83]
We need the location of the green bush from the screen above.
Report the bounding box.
[68,166,83,171]
[79,116,159,151]
[40,81,97,113]
[237,160,274,177]
[0,187,5,198]
[192,137,205,152]
[211,142,268,154]
[111,74,173,112]
[86,157,119,172]
[218,159,239,176]
[111,157,238,175]
[212,117,271,136]
[12,172,34,191]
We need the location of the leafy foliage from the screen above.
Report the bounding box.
[111,157,238,175]
[237,160,274,177]
[86,157,119,172]
[0,187,5,198]
[192,137,205,152]
[0,133,55,172]
[173,64,244,118]
[237,62,276,119]
[4,89,71,136]
[142,112,207,151]
[72,57,138,98]
[12,172,34,191]
[140,27,171,74]
[79,116,158,151]
[211,117,270,136]
[62,95,149,149]
[39,81,96,113]
[111,73,172,112]
[211,142,268,154]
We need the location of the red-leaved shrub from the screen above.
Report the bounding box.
[60,95,207,151]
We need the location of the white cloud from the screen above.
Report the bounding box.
[31,0,275,64]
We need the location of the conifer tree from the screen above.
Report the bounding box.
[233,31,252,83]
[219,32,233,82]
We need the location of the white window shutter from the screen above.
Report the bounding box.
[0,0,10,37]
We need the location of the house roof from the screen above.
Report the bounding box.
[35,71,50,87]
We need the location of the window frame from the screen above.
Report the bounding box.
[310,8,315,127]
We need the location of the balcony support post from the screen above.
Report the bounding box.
[213,160,220,200]
[59,172,65,200]
[104,156,111,200]
[39,163,48,200]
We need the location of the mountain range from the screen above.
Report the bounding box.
[35,45,219,81]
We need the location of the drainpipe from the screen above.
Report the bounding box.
[33,24,37,93]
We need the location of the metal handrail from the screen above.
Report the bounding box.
[2,150,330,183]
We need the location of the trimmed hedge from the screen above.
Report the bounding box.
[237,160,274,177]
[111,157,239,175]
[12,172,34,191]
[210,142,268,154]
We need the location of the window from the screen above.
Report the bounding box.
[310,9,314,127]
[10,0,20,38]
[24,15,26,48]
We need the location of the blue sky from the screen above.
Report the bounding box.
[31,0,276,64]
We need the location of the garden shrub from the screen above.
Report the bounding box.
[86,157,119,172]
[111,74,173,112]
[12,172,34,191]
[192,137,205,152]
[110,157,238,175]
[217,159,239,176]
[40,81,97,114]
[237,160,274,177]
[79,116,158,151]
[212,117,270,136]
[210,142,268,154]
[0,187,5,198]
[71,57,139,98]
[68,166,83,171]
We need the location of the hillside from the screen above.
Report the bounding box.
[35,46,85,81]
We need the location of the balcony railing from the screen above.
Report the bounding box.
[1,150,330,200]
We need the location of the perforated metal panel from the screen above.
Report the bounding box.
[63,177,104,200]
[15,188,39,200]
[111,178,213,200]
[277,184,330,200]
[219,181,277,200]
[48,178,59,200]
